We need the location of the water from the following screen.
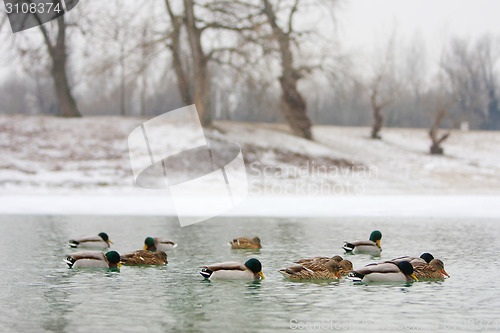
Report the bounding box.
[0,215,499,332]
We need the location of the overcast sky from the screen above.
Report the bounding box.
[1,0,500,81]
[338,0,500,51]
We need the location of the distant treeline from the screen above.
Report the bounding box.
[0,0,499,134]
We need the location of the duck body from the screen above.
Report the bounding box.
[121,250,167,266]
[349,261,417,283]
[230,237,262,249]
[144,237,177,251]
[294,255,343,264]
[200,259,264,280]
[65,251,120,269]
[69,232,111,249]
[294,256,353,275]
[280,260,341,280]
[343,230,382,255]
[413,259,449,279]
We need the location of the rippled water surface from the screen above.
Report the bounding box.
[0,215,499,332]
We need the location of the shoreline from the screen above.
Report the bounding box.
[2,194,499,218]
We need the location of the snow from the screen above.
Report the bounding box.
[1,195,499,218]
[1,115,499,216]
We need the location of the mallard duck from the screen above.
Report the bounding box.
[120,250,167,266]
[348,261,418,282]
[64,251,120,269]
[279,260,341,280]
[229,237,262,249]
[294,256,353,275]
[389,253,434,265]
[200,258,264,280]
[69,232,112,248]
[413,259,449,279]
[343,230,382,254]
[144,237,177,251]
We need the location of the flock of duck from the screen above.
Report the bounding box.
[65,230,449,283]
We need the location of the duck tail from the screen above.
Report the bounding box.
[343,242,355,252]
[200,268,213,279]
[278,269,292,278]
[64,256,76,268]
[69,240,79,248]
[347,271,364,282]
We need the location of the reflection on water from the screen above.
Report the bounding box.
[0,215,499,332]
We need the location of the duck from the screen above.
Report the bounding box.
[294,255,353,275]
[389,253,434,265]
[279,259,341,280]
[348,261,418,282]
[69,232,112,248]
[144,237,177,251]
[343,230,382,254]
[64,251,121,269]
[412,259,449,279]
[120,250,168,266]
[200,258,264,280]
[229,236,262,249]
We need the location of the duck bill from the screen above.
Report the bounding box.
[376,240,381,248]
[108,240,113,244]
[441,269,450,277]
[410,273,418,281]
[143,245,148,250]
[258,271,265,279]
[116,262,121,268]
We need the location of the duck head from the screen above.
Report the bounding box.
[106,251,121,267]
[144,237,156,251]
[251,236,261,245]
[245,258,264,279]
[430,259,449,277]
[325,260,342,279]
[420,253,434,263]
[397,261,417,281]
[99,232,112,244]
[369,230,382,248]
[331,255,343,263]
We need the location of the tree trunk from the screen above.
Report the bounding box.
[429,103,451,155]
[47,17,81,117]
[371,106,383,139]
[184,0,212,127]
[279,75,312,139]
[262,0,312,140]
[430,143,444,155]
[119,52,126,116]
[165,0,192,106]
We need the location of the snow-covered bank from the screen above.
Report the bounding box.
[2,195,500,218]
[1,115,500,197]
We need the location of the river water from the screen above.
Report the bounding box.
[0,215,498,332]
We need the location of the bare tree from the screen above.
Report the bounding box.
[441,36,500,129]
[476,35,500,130]
[367,32,398,139]
[428,94,455,155]
[163,0,262,126]
[262,0,313,139]
[369,74,395,139]
[427,71,456,155]
[34,15,81,117]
